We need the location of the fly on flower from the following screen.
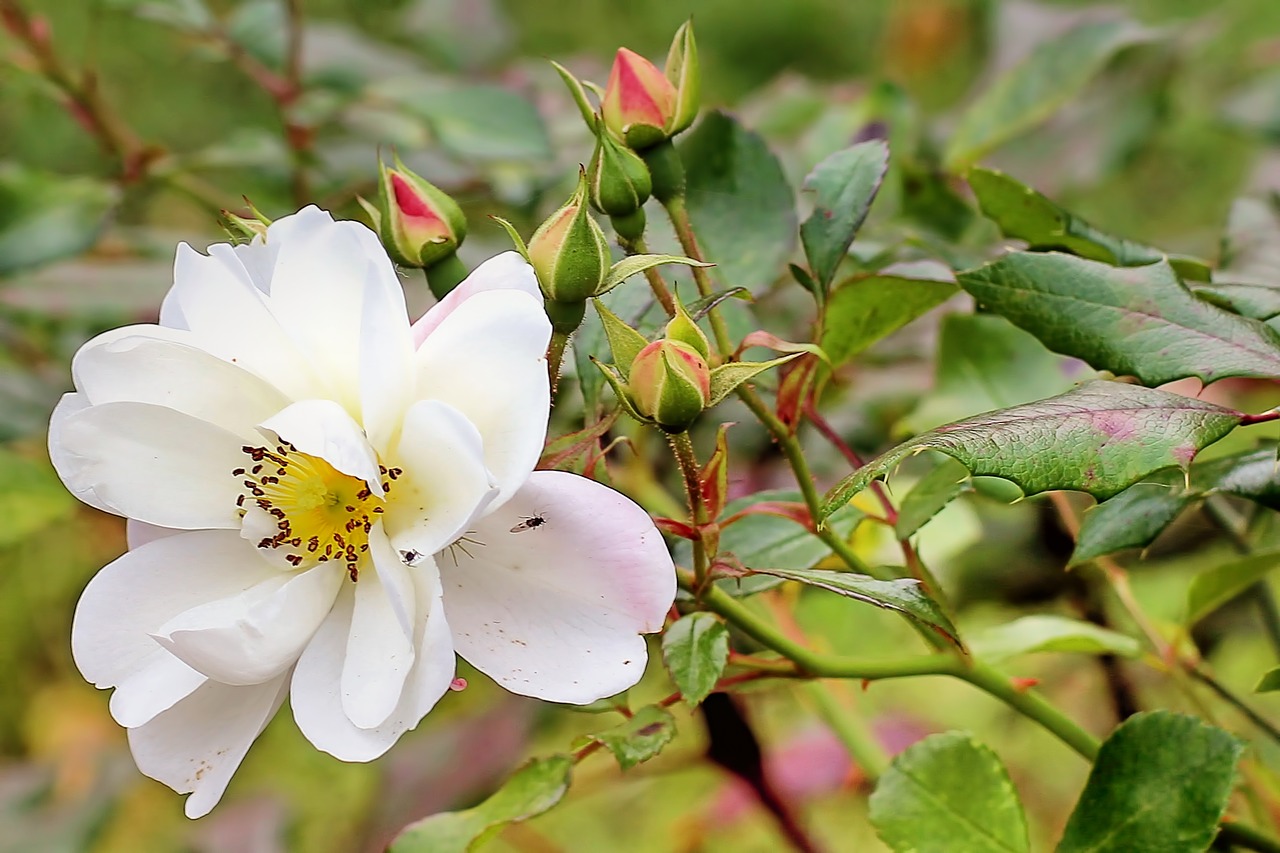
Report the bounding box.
[49,207,676,818]
[510,512,548,533]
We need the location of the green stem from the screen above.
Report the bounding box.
[547,330,570,395]
[805,682,890,780]
[619,234,677,316]
[663,194,732,355]
[424,253,468,299]
[1186,665,1280,747]
[958,662,1100,760]
[669,431,708,586]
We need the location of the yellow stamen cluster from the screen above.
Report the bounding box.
[234,442,402,581]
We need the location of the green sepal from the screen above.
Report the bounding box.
[707,354,802,406]
[488,215,530,261]
[593,299,650,378]
[599,254,710,296]
[550,60,598,127]
[591,357,650,423]
[664,18,700,135]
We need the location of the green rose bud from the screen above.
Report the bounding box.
[527,168,611,304]
[627,339,711,433]
[588,120,653,218]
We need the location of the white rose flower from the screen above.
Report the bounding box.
[49,207,676,818]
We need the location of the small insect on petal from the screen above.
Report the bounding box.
[399,549,426,566]
[510,512,548,533]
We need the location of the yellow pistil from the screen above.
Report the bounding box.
[233,441,402,581]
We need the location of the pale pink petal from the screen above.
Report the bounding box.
[384,400,496,560]
[72,331,291,439]
[72,531,279,708]
[153,562,344,686]
[54,401,247,529]
[410,252,539,346]
[159,242,319,401]
[341,526,416,729]
[441,471,674,704]
[291,559,454,761]
[413,290,550,507]
[260,399,384,497]
[128,674,290,818]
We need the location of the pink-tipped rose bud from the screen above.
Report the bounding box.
[601,22,700,150]
[373,156,466,268]
[628,339,711,433]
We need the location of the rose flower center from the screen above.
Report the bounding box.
[233,441,401,580]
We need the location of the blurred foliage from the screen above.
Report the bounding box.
[4,0,1280,850]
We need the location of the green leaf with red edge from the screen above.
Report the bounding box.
[800,139,891,296]
[662,612,730,707]
[576,705,676,771]
[1056,712,1242,853]
[390,755,573,853]
[819,381,1242,524]
[957,252,1280,386]
[538,412,617,473]
[967,167,1210,280]
[749,567,962,650]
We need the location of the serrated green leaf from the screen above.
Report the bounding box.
[1056,712,1242,853]
[896,457,973,540]
[902,313,1089,434]
[969,615,1141,663]
[599,254,710,295]
[958,252,1280,385]
[390,755,572,853]
[680,111,796,293]
[1194,283,1280,321]
[1185,551,1280,626]
[821,381,1242,523]
[869,731,1029,853]
[662,612,729,706]
[822,268,959,367]
[945,21,1151,169]
[1070,470,1194,565]
[707,354,800,406]
[968,167,1210,280]
[0,165,119,277]
[750,567,962,649]
[800,140,890,293]
[1255,667,1280,693]
[578,705,676,771]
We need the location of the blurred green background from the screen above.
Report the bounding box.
[3,0,1280,850]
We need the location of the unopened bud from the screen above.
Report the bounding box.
[527,168,611,304]
[664,300,711,360]
[588,123,652,218]
[628,339,711,433]
[219,201,271,243]
[374,156,466,268]
[601,21,701,150]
